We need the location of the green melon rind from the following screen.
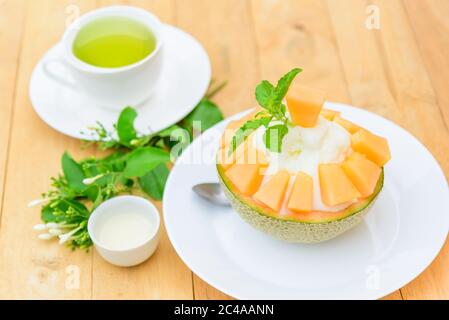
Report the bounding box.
[217,165,384,243]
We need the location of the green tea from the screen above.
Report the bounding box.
[73,16,156,68]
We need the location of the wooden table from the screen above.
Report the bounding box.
[0,0,448,300]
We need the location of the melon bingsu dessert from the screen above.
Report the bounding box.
[216,68,391,243]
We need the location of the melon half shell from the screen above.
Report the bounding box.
[217,164,383,243]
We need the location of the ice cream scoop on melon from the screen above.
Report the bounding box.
[216,68,391,243]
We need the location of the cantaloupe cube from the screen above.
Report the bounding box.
[319,164,361,206]
[286,85,325,127]
[218,138,269,171]
[333,115,361,134]
[217,141,246,170]
[244,144,269,167]
[220,109,264,148]
[351,130,391,166]
[217,148,234,170]
[220,120,244,148]
[287,172,313,212]
[254,170,290,211]
[226,162,264,196]
[321,109,340,121]
[342,152,381,198]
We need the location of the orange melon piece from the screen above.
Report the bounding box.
[254,170,290,211]
[220,109,264,148]
[321,109,340,121]
[217,141,247,170]
[351,130,391,166]
[333,115,361,134]
[220,120,244,148]
[218,137,269,171]
[244,144,269,167]
[286,85,325,127]
[287,172,313,212]
[342,152,381,198]
[217,148,235,170]
[226,162,264,196]
[319,164,361,206]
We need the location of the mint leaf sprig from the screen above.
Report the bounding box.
[229,68,302,154]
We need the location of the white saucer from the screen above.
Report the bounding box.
[163,102,449,300]
[29,24,211,139]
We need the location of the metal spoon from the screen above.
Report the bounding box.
[192,183,230,206]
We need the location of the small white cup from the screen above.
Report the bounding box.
[43,6,164,110]
[88,195,160,267]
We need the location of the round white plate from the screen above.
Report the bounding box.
[163,102,449,300]
[29,24,211,140]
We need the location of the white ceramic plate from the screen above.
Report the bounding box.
[29,24,211,140]
[163,103,449,300]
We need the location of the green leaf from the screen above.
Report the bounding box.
[63,199,90,217]
[263,124,289,153]
[117,106,138,145]
[163,127,191,151]
[156,125,183,138]
[255,80,274,110]
[122,177,134,188]
[229,116,271,155]
[138,163,170,200]
[61,152,86,193]
[41,199,89,223]
[123,147,170,178]
[41,204,63,223]
[180,99,224,136]
[150,125,185,150]
[83,185,99,202]
[272,68,302,111]
[100,151,127,172]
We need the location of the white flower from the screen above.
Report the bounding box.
[58,225,82,245]
[48,228,64,236]
[82,174,104,185]
[46,222,60,229]
[38,233,55,240]
[28,198,52,208]
[33,224,47,231]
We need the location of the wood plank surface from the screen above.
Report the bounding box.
[0,0,26,224]
[403,0,449,129]
[0,0,97,299]
[176,0,260,118]
[371,0,449,299]
[251,0,349,103]
[401,0,449,299]
[0,0,447,300]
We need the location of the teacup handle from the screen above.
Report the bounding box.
[42,57,77,89]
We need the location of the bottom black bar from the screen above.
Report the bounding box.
[0,300,442,318]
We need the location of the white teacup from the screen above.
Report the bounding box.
[43,6,164,111]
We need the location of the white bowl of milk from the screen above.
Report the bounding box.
[88,195,160,267]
